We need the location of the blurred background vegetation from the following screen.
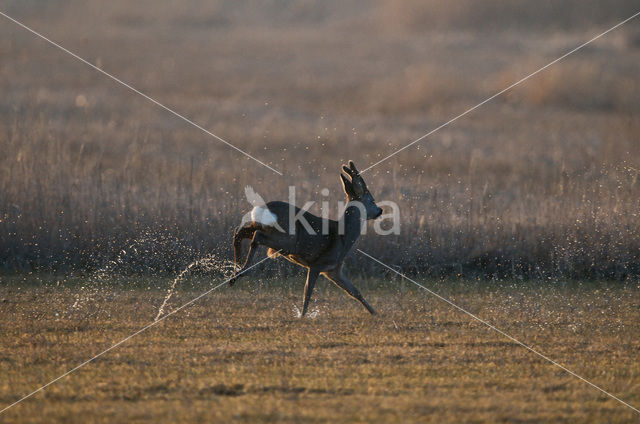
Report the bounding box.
[1,0,638,279]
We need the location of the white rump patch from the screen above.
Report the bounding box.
[250,206,278,226]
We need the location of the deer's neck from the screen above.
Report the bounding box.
[340,203,364,253]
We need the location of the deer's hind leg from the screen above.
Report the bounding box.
[301,267,320,317]
[231,228,275,285]
[230,225,259,285]
[323,268,377,315]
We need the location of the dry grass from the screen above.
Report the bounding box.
[2,3,639,422]
[1,275,639,423]
[1,1,640,278]
[2,2,639,278]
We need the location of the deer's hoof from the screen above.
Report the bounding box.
[228,277,236,286]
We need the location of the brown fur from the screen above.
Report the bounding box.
[230,161,381,316]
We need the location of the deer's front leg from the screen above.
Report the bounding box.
[301,267,320,317]
[324,268,377,315]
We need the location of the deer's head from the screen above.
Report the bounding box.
[340,161,383,220]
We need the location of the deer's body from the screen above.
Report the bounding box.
[231,161,381,316]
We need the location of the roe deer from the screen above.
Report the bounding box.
[230,161,382,316]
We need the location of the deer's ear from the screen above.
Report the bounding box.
[340,173,355,197]
[342,165,355,177]
[348,160,359,175]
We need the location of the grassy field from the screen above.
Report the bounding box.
[1,1,640,422]
[1,275,639,423]
[1,0,639,278]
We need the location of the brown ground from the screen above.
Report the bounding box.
[1,276,638,423]
[1,2,639,422]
